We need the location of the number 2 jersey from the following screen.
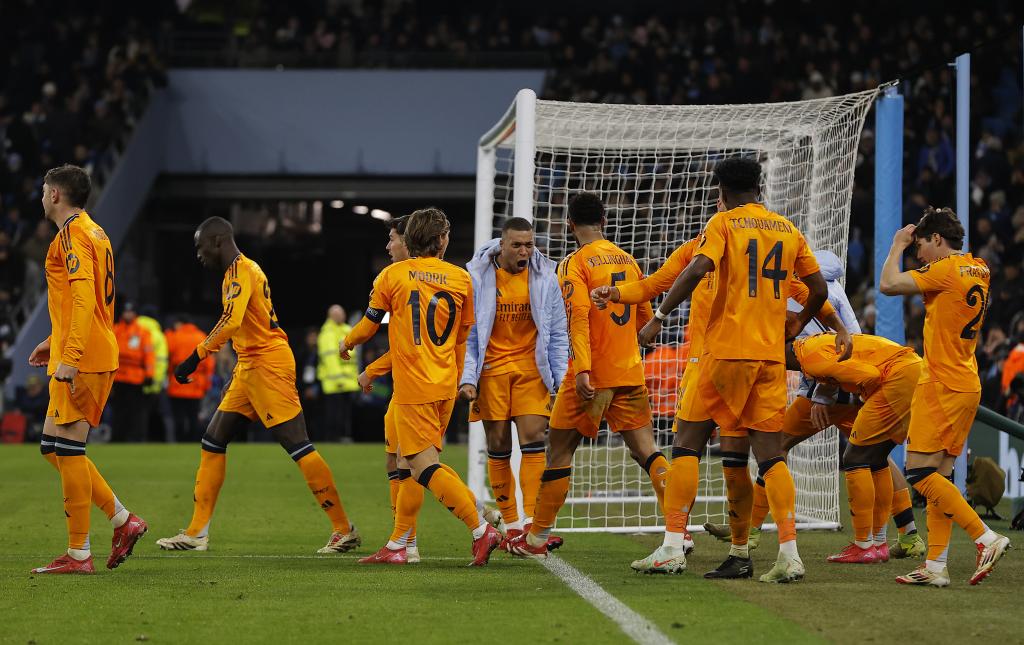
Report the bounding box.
[365,256,474,405]
[45,211,118,374]
[697,203,820,363]
[559,239,653,389]
[198,254,290,365]
[909,252,990,393]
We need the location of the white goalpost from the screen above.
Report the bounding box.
[470,88,878,533]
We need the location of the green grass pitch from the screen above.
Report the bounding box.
[1,443,1019,644]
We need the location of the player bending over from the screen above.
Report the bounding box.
[505,192,670,559]
[156,217,358,554]
[881,207,1010,586]
[29,164,147,574]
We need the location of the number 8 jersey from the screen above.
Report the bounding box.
[366,256,475,404]
[45,211,118,374]
[697,203,820,363]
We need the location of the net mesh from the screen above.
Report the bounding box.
[479,91,877,532]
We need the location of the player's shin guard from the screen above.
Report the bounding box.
[907,469,986,541]
[871,464,894,543]
[288,442,352,534]
[389,469,424,547]
[844,465,875,545]
[529,466,571,541]
[42,434,126,523]
[761,458,796,544]
[388,470,400,518]
[722,452,752,546]
[186,433,228,538]
[487,450,519,525]
[418,463,480,532]
[642,452,670,512]
[55,438,92,552]
[891,486,916,534]
[664,448,699,547]
[750,476,770,528]
[519,441,546,522]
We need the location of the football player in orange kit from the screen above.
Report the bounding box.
[156,217,358,554]
[629,158,842,582]
[505,192,671,559]
[881,207,1010,586]
[29,164,147,575]
[342,207,503,566]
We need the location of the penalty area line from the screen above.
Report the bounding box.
[541,555,675,645]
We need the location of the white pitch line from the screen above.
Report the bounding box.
[542,555,675,645]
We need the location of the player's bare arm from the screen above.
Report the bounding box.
[879,224,922,296]
[788,270,828,341]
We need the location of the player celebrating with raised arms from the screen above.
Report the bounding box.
[459,217,569,548]
[342,207,503,566]
[156,217,359,554]
[880,207,1010,586]
[504,192,671,559]
[630,158,839,582]
[29,164,147,574]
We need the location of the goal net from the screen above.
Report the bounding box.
[470,88,878,533]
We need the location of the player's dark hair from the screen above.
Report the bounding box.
[43,164,91,207]
[197,216,234,240]
[567,192,604,226]
[389,214,410,236]
[914,206,964,250]
[714,157,762,197]
[405,207,450,257]
[501,217,534,234]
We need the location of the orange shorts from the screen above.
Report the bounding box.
[849,359,920,447]
[549,375,651,438]
[469,370,552,422]
[47,371,115,428]
[384,402,397,454]
[218,348,302,428]
[697,356,787,433]
[782,396,858,440]
[393,398,456,458]
[906,380,980,457]
[675,359,709,424]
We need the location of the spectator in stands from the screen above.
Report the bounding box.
[0,232,26,303]
[317,304,359,442]
[165,315,213,442]
[110,301,155,442]
[14,373,48,437]
[297,326,322,436]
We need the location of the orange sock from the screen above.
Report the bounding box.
[419,463,481,532]
[891,487,915,534]
[665,450,699,538]
[750,478,770,528]
[389,469,424,546]
[871,465,894,542]
[529,467,571,539]
[762,459,796,544]
[388,470,400,518]
[642,452,670,513]
[488,451,519,525]
[844,467,874,544]
[519,442,546,522]
[293,447,351,534]
[186,436,227,537]
[911,471,986,540]
[55,439,92,551]
[42,435,119,520]
[925,498,953,562]
[722,452,752,546]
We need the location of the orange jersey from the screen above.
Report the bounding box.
[909,252,991,392]
[793,333,919,399]
[559,239,654,388]
[199,254,290,364]
[697,203,819,362]
[365,257,474,404]
[483,265,538,375]
[44,211,118,373]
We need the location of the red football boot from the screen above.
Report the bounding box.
[499,528,523,552]
[826,543,878,564]
[108,513,148,569]
[523,523,564,552]
[874,543,890,563]
[31,553,95,575]
[358,545,408,564]
[505,531,549,559]
[469,524,502,566]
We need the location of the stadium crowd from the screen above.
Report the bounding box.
[2,1,1024,441]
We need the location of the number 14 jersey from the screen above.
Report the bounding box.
[368,256,474,404]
